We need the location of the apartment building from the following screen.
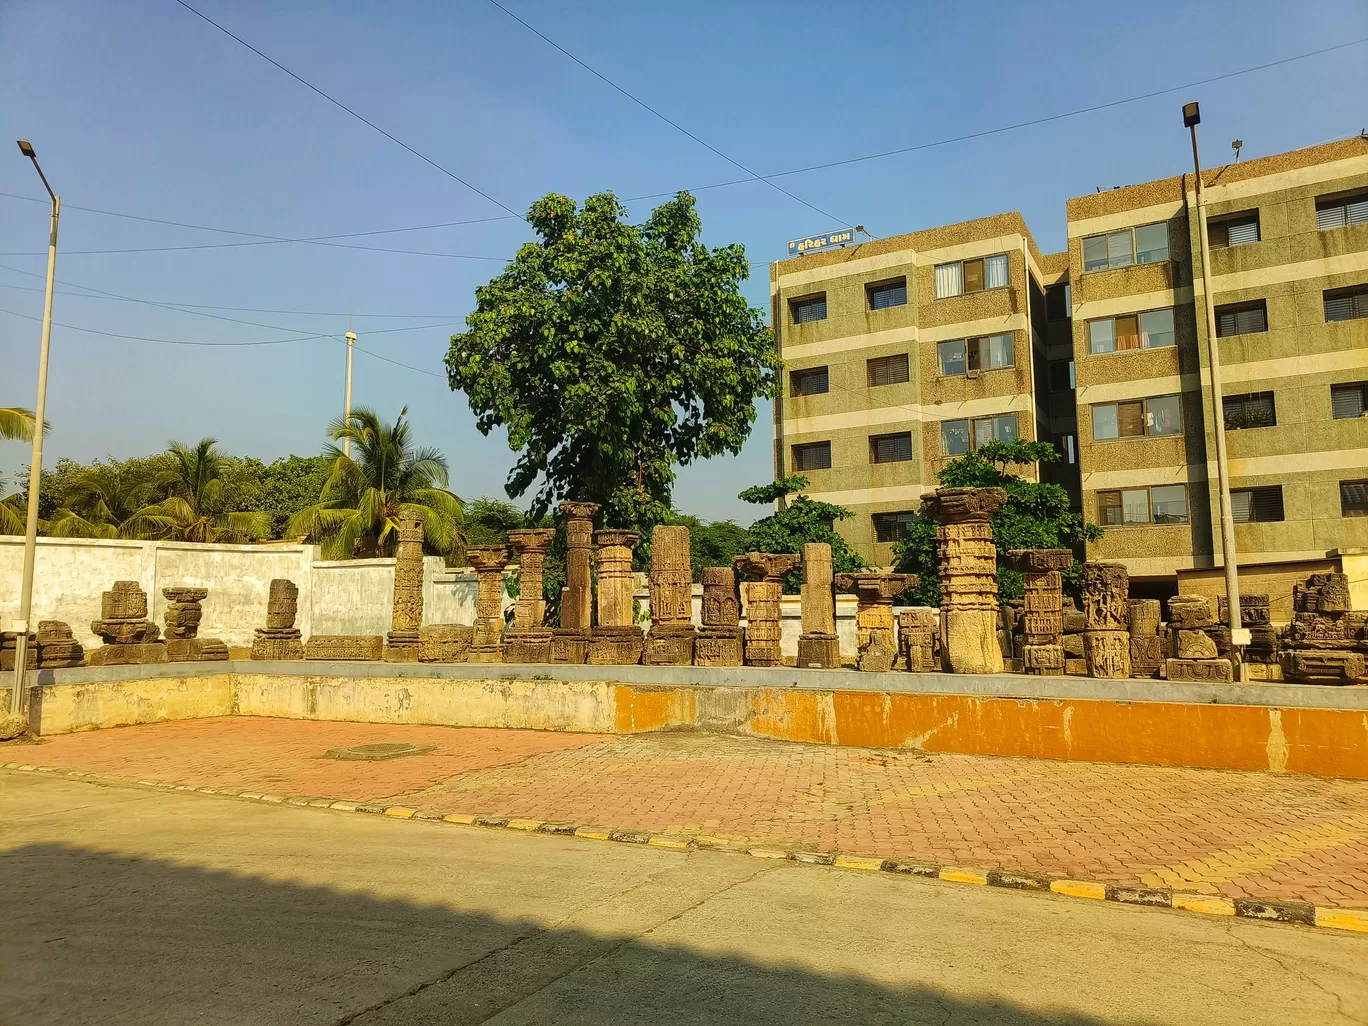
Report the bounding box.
[770,213,1064,565]
[1069,136,1368,605]
[771,136,1368,590]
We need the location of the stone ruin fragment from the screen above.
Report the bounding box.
[88,581,167,666]
[163,587,228,662]
[251,579,304,660]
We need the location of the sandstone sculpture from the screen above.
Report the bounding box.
[1007,549,1072,676]
[1281,573,1363,683]
[88,581,168,666]
[418,624,473,663]
[897,608,938,672]
[587,530,643,665]
[797,542,840,669]
[695,566,743,667]
[551,501,600,664]
[920,487,1007,674]
[1127,599,1164,678]
[835,571,917,672]
[251,579,304,660]
[466,545,510,663]
[1,620,86,670]
[1162,595,1229,682]
[644,525,696,665]
[383,511,426,662]
[1081,562,1130,678]
[305,635,385,661]
[163,587,228,662]
[505,527,557,662]
[733,552,800,667]
[1220,593,1276,664]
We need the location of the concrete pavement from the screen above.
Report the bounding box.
[3,773,1366,1025]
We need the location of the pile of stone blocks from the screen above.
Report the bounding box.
[1280,573,1364,684]
[1164,595,1232,682]
[1220,593,1278,667]
[251,579,304,660]
[1128,600,1164,679]
[1,621,85,670]
[1007,548,1072,677]
[88,582,167,666]
[163,587,228,662]
[587,531,643,665]
[695,567,742,667]
[897,608,938,672]
[1060,598,1087,675]
[504,527,557,663]
[305,635,385,661]
[465,544,510,664]
[384,513,427,663]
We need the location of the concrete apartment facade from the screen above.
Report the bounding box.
[772,137,1368,598]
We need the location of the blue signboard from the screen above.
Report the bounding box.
[787,228,857,257]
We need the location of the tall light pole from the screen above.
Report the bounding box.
[1183,102,1247,673]
[10,140,60,715]
[343,324,357,457]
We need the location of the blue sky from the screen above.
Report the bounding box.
[2,0,1365,523]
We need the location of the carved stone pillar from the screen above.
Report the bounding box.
[1007,549,1072,676]
[836,572,917,672]
[897,608,938,672]
[1082,561,1130,678]
[505,527,557,663]
[588,529,643,664]
[465,545,509,663]
[645,525,695,665]
[551,501,601,664]
[164,586,228,662]
[1128,599,1164,678]
[695,566,742,666]
[797,542,840,669]
[249,579,302,662]
[920,487,1007,674]
[383,512,425,662]
[733,552,801,667]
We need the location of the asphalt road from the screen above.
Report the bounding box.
[2,771,1365,1025]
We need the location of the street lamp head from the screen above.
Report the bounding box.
[16,139,36,158]
[1182,102,1201,128]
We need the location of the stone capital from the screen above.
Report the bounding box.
[507,528,557,555]
[592,529,639,549]
[559,501,602,524]
[919,487,1008,523]
[733,551,801,582]
[465,545,510,572]
[1006,549,1073,573]
[836,572,917,602]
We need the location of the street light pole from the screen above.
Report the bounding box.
[10,140,60,715]
[1183,102,1246,675]
[343,325,356,457]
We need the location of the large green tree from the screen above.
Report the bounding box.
[892,440,1102,605]
[446,190,779,530]
[739,476,869,593]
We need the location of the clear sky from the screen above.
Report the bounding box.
[2,0,1365,523]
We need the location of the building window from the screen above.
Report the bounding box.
[1231,486,1284,523]
[1087,307,1174,354]
[1048,360,1075,393]
[1331,381,1368,419]
[790,295,827,324]
[941,414,1017,456]
[1056,434,1077,464]
[789,366,829,397]
[1098,485,1188,525]
[792,441,831,471]
[1316,190,1368,231]
[1324,285,1368,322]
[1223,391,1276,430]
[934,254,1008,298]
[1208,211,1260,248]
[870,432,913,464]
[867,278,907,310]
[1082,222,1169,272]
[872,511,917,543]
[1215,300,1267,337]
[1091,394,1182,440]
[1045,283,1071,321]
[938,334,1013,376]
[866,354,910,387]
[1342,481,1368,517]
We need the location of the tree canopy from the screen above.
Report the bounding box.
[446,190,779,530]
[739,475,869,593]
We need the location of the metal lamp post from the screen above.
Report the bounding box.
[9,140,60,714]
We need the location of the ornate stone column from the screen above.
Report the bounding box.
[1082,562,1130,678]
[551,501,601,664]
[1127,599,1164,678]
[645,525,696,665]
[797,543,840,669]
[1007,549,1072,676]
[897,608,937,672]
[87,581,168,666]
[504,527,558,663]
[920,487,1007,674]
[382,512,425,662]
[695,567,742,666]
[733,552,801,667]
[164,587,227,662]
[587,529,643,664]
[466,545,509,663]
[836,571,917,672]
[251,579,304,661]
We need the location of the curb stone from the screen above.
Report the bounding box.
[7,763,1368,936]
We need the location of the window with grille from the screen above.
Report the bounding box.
[790,366,829,397]
[1341,481,1368,518]
[1230,486,1284,523]
[870,432,913,464]
[938,334,1013,375]
[1331,382,1368,419]
[790,295,827,324]
[1097,485,1188,525]
[1316,190,1368,231]
[1046,283,1071,321]
[934,254,1009,298]
[1087,307,1174,353]
[866,354,910,387]
[1208,211,1260,248]
[872,511,917,543]
[1223,391,1276,429]
[1082,222,1169,272]
[943,415,1017,454]
[1215,300,1268,337]
[792,441,831,471]
[867,279,907,310]
[1048,360,1074,392]
[1091,395,1182,439]
[1324,285,1368,322]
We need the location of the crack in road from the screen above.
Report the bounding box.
[1222,921,1364,1025]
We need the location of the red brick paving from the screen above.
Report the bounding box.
[9,717,1368,909]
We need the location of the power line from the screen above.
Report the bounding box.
[0,306,332,347]
[173,0,524,220]
[482,0,852,229]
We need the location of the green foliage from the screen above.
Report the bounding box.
[222,455,332,539]
[124,439,271,543]
[736,475,809,505]
[446,190,779,530]
[463,497,529,547]
[892,440,1102,604]
[740,479,868,593]
[666,513,749,582]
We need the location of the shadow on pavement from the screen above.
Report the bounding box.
[0,841,1149,1026]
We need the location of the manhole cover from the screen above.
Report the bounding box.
[323,742,437,761]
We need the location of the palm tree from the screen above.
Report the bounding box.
[128,439,269,543]
[0,407,44,442]
[0,490,24,535]
[288,406,464,559]
[46,462,157,539]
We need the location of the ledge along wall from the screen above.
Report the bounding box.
[7,662,1368,781]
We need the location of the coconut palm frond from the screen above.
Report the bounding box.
[47,508,119,539]
[0,407,48,442]
[215,510,270,543]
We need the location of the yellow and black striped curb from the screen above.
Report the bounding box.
[7,761,1368,936]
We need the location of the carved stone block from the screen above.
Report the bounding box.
[1006,548,1072,574]
[1062,633,1085,658]
[550,631,591,664]
[1083,629,1131,678]
[252,629,304,661]
[503,629,553,664]
[87,642,169,666]
[1177,629,1218,659]
[644,624,695,666]
[1168,596,1214,629]
[304,635,385,661]
[1129,636,1164,677]
[167,638,229,662]
[701,567,740,626]
[102,581,148,621]
[1166,658,1234,683]
[1023,644,1065,675]
[694,627,743,667]
[1063,609,1087,634]
[265,579,299,629]
[1064,657,1088,676]
[1218,593,1271,626]
[1127,599,1162,638]
[586,626,644,665]
[1082,563,1129,631]
[797,633,841,669]
[1281,649,1364,683]
[857,630,896,673]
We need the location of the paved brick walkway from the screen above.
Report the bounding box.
[10,717,1368,910]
